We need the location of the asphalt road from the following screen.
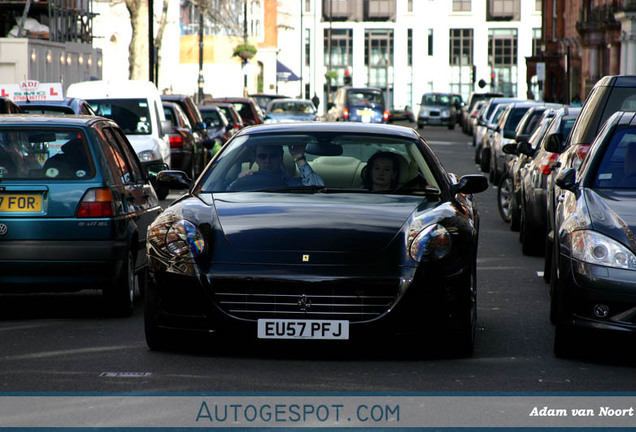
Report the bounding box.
[1,121,635,394]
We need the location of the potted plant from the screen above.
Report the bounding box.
[233,44,257,61]
[324,69,338,82]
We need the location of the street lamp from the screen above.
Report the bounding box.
[243,0,248,96]
[198,9,205,103]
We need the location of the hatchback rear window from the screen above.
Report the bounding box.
[347,91,384,105]
[0,128,95,180]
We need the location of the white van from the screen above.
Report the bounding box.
[66,80,171,169]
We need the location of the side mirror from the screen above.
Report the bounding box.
[451,174,489,195]
[160,120,172,136]
[544,132,564,153]
[555,167,577,192]
[156,169,193,190]
[517,140,535,157]
[502,142,519,155]
[143,162,170,182]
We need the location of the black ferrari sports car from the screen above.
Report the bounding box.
[145,122,488,356]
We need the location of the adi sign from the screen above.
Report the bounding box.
[0,81,64,102]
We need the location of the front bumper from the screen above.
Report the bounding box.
[561,257,636,333]
[147,259,474,340]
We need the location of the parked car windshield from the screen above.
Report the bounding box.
[591,128,636,189]
[268,101,316,114]
[0,128,95,180]
[198,132,440,194]
[88,98,153,135]
[421,94,451,106]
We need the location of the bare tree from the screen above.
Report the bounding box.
[124,0,148,80]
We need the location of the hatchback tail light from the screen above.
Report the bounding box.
[76,188,115,218]
[169,132,186,149]
[383,110,390,122]
[343,107,349,120]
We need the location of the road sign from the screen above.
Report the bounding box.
[0,81,64,102]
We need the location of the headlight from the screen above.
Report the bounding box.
[138,150,158,162]
[571,230,636,270]
[410,223,451,262]
[165,220,206,256]
[442,109,450,117]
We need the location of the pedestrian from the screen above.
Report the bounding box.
[311,93,320,110]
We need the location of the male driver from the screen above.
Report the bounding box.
[227,144,323,191]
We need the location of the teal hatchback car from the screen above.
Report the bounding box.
[0,115,163,316]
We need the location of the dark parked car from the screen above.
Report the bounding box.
[144,122,488,356]
[162,101,202,179]
[545,75,636,286]
[498,112,556,229]
[197,104,232,155]
[488,101,542,184]
[325,87,389,123]
[461,91,503,134]
[550,111,636,357]
[17,97,96,115]
[207,97,264,126]
[518,107,580,257]
[211,102,244,134]
[160,94,208,156]
[0,115,162,316]
[0,97,22,113]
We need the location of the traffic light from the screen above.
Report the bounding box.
[344,68,352,86]
[490,71,496,87]
[472,65,476,84]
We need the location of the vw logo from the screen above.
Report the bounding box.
[0,223,7,236]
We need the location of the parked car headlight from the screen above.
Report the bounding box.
[571,230,636,270]
[441,109,450,117]
[166,220,206,257]
[410,223,451,262]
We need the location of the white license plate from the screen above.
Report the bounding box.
[257,319,349,340]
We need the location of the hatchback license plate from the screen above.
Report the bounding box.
[0,194,42,212]
[257,319,349,340]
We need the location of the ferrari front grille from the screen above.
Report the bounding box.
[213,278,400,322]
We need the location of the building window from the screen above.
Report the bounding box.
[305,28,311,67]
[324,28,353,85]
[364,29,393,89]
[407,28,413,66]
[488,28,518,95]
[532,28,541,58]
[449,29,473,66]
[536,0,541,11]
[487,0,520,21]
[366,0,396,21]
[428,29,433,56]
[305,0,311,12]
[407,0,413,12]
[453,0,471,12]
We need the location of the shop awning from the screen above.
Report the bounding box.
[276,60,300,82]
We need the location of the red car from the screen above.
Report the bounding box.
[207,97,264,126]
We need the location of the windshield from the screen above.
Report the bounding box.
[421,94,451,106]
[197,132,441,195]
[88,98,153,135]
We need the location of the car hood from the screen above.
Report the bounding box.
[586,189,636,250]
[210,192,425,252]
